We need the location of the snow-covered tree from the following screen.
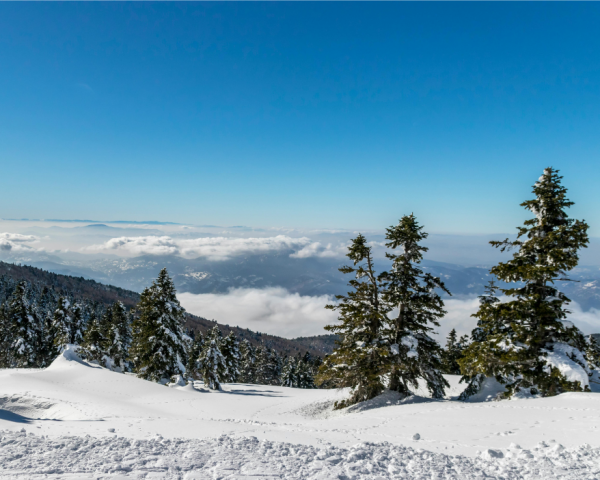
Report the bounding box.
[197,326,228,390]
[379,215,449,399]
[255,347,282,385]
[586,335,600,371]
[238,339,256,383]
[185,330,204,379]
[131,268,188,383]
[221,331,241,382]
[52,297,84,351]
[80,312,107,365]
[441,329,470,375]
[280,356,297,387]
[296,357,316,389]
[317,234,390,408]
[5,281,41,367]
[105,301,131,372]
[460,168,592,399]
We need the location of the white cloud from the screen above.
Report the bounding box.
[436,297,600,342]
[88,235,354,261]
[0,233,40,252]
[290,242,349,259]
[178,287,338,338]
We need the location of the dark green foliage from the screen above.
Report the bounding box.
[186,331,204,379]
[221,331,241,382]
[380,215,449,399]
[197,326,228,390]
[106,301,132,372]
[441,329,470,375]
[317,234,390,408]
[131,268,188,383]
[80,312,106,365]
[238,339,256,383]
[4,282,41,367]
[460,168,592,399]
[52,297,84,350]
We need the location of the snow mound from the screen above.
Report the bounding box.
[1,430,599,479]
[0,394,90,421]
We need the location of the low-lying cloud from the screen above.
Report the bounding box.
[0,233,40,252]
[178,287,338,338]
[179,289,600,342]
[89,235,348,260]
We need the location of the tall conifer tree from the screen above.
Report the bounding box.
[317,234,390,408]
[380,215,449,398]
[460,168,592,399]
[131,268,188,383]
[197,326,228,390]
[6,282,41,367]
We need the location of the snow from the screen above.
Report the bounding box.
[543,342,590,389]
[2,350,600,478]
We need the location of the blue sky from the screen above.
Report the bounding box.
[1,3,599,234]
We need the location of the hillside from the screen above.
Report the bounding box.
[0,261,334,358]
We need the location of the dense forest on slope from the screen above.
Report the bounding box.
[0,261,334,358]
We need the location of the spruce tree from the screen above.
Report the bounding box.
[221,331,241,382]
[0,303,12,368]
[6,282,41,367]
[317,234,390,408]
[80,312,107,365]
[296,357,316,389]
[281,356,297,387]
[131,268,188,383]
[106,301,131,372]
[186,331,204,380]
[197,326,228,390]
[52,298,84,351]
[459,168,592,399]
[380,215,449,398]
[238,339,256,383]
[441,329,469,375]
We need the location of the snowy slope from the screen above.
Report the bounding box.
[1,350,600,478]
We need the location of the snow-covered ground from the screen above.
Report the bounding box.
[2,351,600,479]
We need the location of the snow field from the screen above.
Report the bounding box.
[2,429,600,479]
[2,352,600,478]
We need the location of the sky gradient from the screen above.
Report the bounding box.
[1,3,599,234]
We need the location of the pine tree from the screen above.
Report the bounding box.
[0,303,12,368]
[186,331,204,380]
[459,168,592,399]
[105,301,131,372]
[80,312,106,365]
[586,335,600,371]
[379,215,449,399]
[6,281,41,367]
[238,339,256,383]
[317,234,390,408]
[221,331,241,382]
[130,268,188,383]
[255,347,282,385]
[52,298,84,351]
[296,357,316,389]
[197,326,228,390]
[281,356,297,387]
[441,329,469,375]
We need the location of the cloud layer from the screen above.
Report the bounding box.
[0,233,40,252]
[180,289,600,342]
[89,235,349,260]
[178,287,338,338]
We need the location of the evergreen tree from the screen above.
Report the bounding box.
[221,331,241,382]
[80,312,106,365]
[296,357,316,389]
[52,298,84,351]
[238,339,256,383]
[281,356,297,387]
[459,168,592,399]
[197,326,228,390]
[38,311,58,367]
[130,268,188,383]
[256,347,281,385]
[105,301,131,372]
[0,303,12,368]
[186,331,204,380]
[586,335,600,371]
[317,234,390,408]
[441,329,469,375]
[5,281,41,367]
[379,215,449,399]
